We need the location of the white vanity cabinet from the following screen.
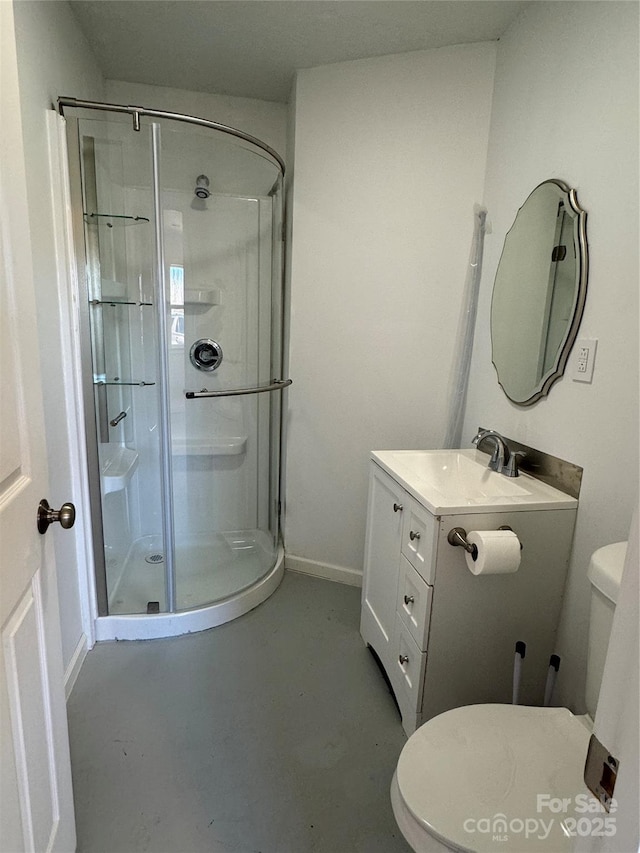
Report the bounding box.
[360,452,578,736]
[360,464,437,732]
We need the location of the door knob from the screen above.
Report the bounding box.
[37,499,76,534]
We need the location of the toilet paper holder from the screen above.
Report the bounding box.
[447,526,523,560]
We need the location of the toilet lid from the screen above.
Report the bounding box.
[396,704,596,852]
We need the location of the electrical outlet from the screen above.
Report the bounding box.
[572,338,598,382]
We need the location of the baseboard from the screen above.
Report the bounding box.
[64,634,88,701]
[284,554,362,587]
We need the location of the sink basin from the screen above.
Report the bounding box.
[372,449,576,514]
[387,451,529,499]
[99,444,139,495]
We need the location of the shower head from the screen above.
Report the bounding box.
[194,174,210,200]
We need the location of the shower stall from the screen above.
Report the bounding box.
[60,98,289,640]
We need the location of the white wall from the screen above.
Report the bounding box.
[285,44,496,579]
[12,0,105,680]
[105,79,288,164]
[462,1,639,712]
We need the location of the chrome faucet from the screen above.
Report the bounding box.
[472,429,526,477]
[472,429,510,474]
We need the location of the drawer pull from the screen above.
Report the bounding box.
[393,502,403,512]
[409,530,421,541]
[399,654,409,665]
[403,594,415,606]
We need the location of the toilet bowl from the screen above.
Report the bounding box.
[391,542,626,853]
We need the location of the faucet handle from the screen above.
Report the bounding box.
[503,450,526,478]
[471,431,481,446]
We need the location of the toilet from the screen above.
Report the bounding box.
[391,542,627,853]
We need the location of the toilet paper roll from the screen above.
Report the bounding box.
[465,529,521,575]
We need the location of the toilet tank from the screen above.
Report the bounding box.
[585,541,627,718]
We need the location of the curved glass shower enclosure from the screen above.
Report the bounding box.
[62,99,288,639]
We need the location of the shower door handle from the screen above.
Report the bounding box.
[185,379,292,399]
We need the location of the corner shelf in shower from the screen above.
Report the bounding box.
[183,288,221,308]
[93,378,156,387]
[99,444,139,495]
[92,276,154,302]
[84,212,150,227]
[90,299,154,307]
[90,286,218,308]
[171,436,247,456]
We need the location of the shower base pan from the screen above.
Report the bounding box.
[95,536,284,641]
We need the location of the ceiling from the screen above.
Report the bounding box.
[69,1,530,103]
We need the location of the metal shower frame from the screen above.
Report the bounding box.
[58,97,286,175]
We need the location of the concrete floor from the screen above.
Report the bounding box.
[67,571,412,853]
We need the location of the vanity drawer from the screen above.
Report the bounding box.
[401,497,436,584]
[396,555,433,651]
[392,617,426,710]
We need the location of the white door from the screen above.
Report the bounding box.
[0,3,76,851]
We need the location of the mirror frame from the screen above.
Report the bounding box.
[491,178,588,406]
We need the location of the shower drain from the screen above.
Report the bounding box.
[145,553,164,564]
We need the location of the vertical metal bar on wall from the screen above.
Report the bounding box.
[151,123,176,613]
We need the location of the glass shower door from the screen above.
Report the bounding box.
[158,122,282,610]
[76,117,168,615]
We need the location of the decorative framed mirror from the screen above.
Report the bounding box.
[490,179,588,405]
